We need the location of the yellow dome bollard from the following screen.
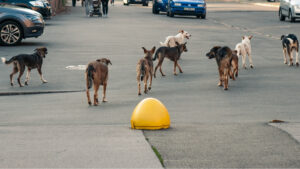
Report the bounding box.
[131,98,170,130]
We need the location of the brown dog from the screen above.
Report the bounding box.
[206,46,233,90]
[136,47,156,95]
[231,50,239,80]
[1,47,48,87]
[85,58,112,106]
[153,42,187,77]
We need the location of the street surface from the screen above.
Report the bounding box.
[0,1,300,168]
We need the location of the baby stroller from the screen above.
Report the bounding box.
[85,0,102,17]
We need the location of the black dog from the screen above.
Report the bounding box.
[153,42,187,77]
[206,46,233,90]
[281,34,299,66]
[1,47,48,87]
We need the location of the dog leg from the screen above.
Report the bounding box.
[144,75,148,94]
[86,89,92,105]
[176,62,183,73]
[137,74,141,95]
[159,65,165,77]
[148,71,152,90]
[17,64,25,87]
[94,84,99,106]
[230,69,235,81]
[24,68,31,86]
[10,64,18,86]
[38,68,48,83]
[224,73,229,90]
[173,61,177,76]
[242,54,247,69]
[288,50,293,66]
[295,49,299,67]
[283,48,288,64]
[102,83,107,102]
[218,69,223,87]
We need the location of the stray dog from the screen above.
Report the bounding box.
[231,50,239,79]
[1,47,48,87]
[235,35,254,69]
[281,34,299,66]
[160,30,191,47]
[206,46,233,90]
[153,42,187,77]
[136,47,156,95]
[86,58,112,106]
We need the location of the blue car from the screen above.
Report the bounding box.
[153,0,206,19]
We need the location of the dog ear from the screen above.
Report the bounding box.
[280,35,285,40]
[248,35,253,40]
[107,59,112,65]
[232,50,238,54]
[35,48,45,58]
[142,47,147,54]
[151,46,156,54]
[175,42,180,46]
[179,30,184,33]
[242,36,245,40]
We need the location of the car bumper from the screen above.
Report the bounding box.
[171,6,206,15]
[24,21,45,38]
[129,0,148,4]
[32,6,52,18]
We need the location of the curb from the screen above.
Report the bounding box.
[0,90,84,96]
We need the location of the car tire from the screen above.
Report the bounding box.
[289,10,296,22]
[200,13,206,19]
[152,6,160,14]
[0,21,23,46]
[279,8,285,21]
[168,9,174,17]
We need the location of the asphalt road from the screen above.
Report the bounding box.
[0,2,300,168]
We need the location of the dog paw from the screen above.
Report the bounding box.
[10,83,13,86]
[93,103,98,106]
[180,71,183,73]
[250,65,254,69]
[284,61,287,64]
[224,88,228,91]
[162,74,166,77]
[174,73,178,76]
[148,87,151,90]
[144,91,148,94]
[88,102,92,105]
[296,62,299,67]
[138,93,141,96]
[102,100,107,102]
[25,82,28,86]
[42,80,48,83]
[289,63,293,66]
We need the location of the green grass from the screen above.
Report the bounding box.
[151,145,165,168]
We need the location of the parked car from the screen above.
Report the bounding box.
[0,4,45,45]
[279,0,300,22]
[0,0,52,19]
[153,0,206,18]
[123,0,149,6]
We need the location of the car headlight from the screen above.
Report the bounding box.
[29,1,44,7]
[174,3,181,6]
[25,14,42,22]
[197,4,204,7]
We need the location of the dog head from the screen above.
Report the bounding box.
[97,58,112,65]
[280,35,286,40]
[142,46,156,59]
[206,46,221,59]
[179,30,191,39]
[35,47,48,58]
[242,35,253,42]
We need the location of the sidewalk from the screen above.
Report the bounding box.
[269,122,300,143]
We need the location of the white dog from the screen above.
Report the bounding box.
[235,35,254,69]
[160,30,191,47]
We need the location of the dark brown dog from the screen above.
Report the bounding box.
[86,58,112,106]
[1,47,48,87]
[206,46,233,90]
[231,50,239,80]
[137,47,156,95]
[153,42,187,77]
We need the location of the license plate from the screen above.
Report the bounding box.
[184,8,195,11]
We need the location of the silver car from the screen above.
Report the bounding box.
[279,0,300,22]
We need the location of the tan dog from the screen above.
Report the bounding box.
[235,35,254,69]
[85,58,112,106]
[136,47,156,95]
[1,47,48,87]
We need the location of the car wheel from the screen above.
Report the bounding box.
[279,8,285,21]
[168,9,174,17]
[200,13,206,19]
[152,6,159,14]
[0,21,22,46]
[289,10,296,22]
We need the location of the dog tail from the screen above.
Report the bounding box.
[1,57,15,64]
[86,64,95,89]
[160,42,166,46]
[140,60,145,81]
[153,49,160,61]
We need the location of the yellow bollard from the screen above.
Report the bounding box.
[131,98,170,130]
